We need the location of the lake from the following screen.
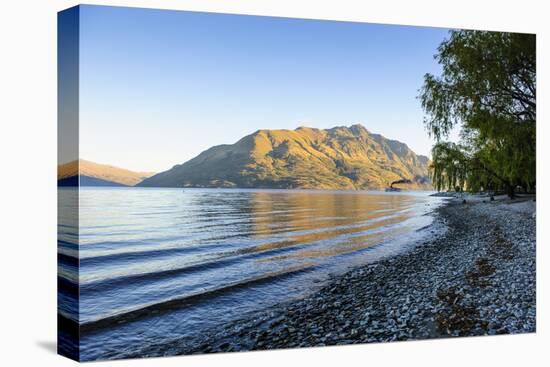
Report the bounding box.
[58,187,444,360]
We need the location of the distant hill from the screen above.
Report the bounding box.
[138,124,431,190]
[58,159,155,187]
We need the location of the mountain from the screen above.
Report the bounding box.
[58,159,155,187]
[138,125,431,190]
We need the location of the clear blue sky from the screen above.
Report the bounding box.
[77,5,452,173]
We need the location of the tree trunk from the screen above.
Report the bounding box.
[506,184,515,199]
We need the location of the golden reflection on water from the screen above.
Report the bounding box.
[245,191,416,261]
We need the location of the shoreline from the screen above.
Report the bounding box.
[127,197,536,358]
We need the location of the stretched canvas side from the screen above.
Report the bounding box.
[57,5,80,362]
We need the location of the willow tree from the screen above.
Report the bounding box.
[420,30,536,197]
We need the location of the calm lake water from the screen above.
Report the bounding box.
[58,187,444,360]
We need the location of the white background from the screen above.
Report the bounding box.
[0,0,547,366]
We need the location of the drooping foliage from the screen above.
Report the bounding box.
[430,142,469,192]
[420,30,536,196]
